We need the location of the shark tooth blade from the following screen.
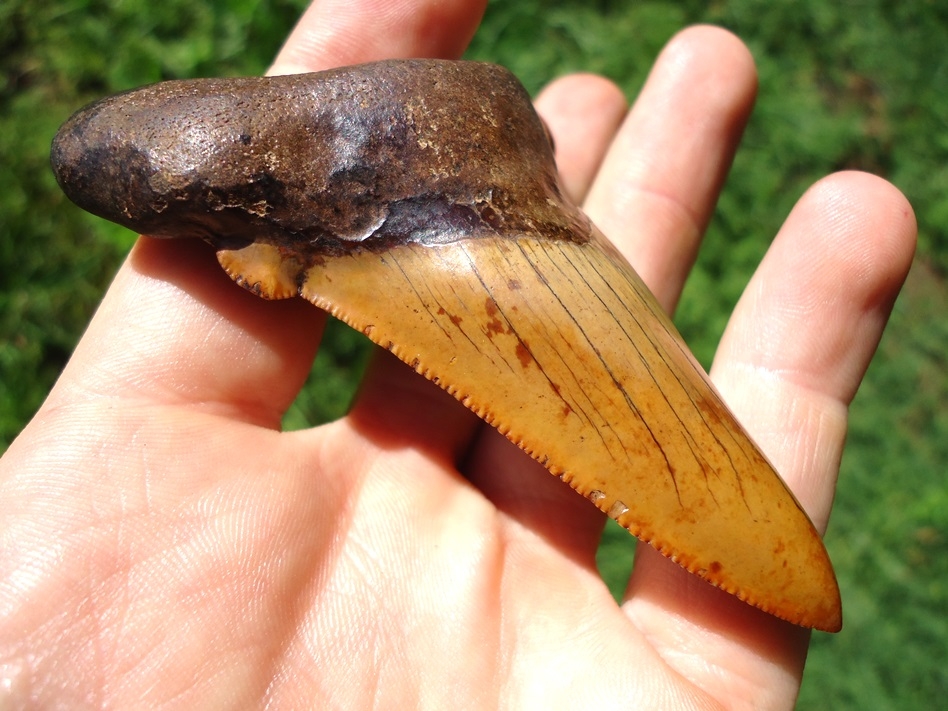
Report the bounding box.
[284,235,842,632]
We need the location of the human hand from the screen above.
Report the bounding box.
[0,1,915,708]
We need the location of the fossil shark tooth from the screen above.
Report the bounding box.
[51,58,842,632]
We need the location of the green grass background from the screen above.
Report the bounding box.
[1,0,945,707]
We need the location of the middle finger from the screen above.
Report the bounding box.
[584,25,758,312]
[462,27,758,564]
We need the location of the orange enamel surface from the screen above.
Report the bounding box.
[277,235,843,632]
[217,243,304,299]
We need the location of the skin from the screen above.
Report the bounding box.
[0,1,916,708]
[51,59,841,629]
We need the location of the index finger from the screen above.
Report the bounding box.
[46,0,488,428]
[270,0,487,75]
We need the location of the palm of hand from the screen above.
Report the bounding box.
[2,325,799,708]
[0,2,915,709]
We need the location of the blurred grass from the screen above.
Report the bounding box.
[1,0,946,707]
